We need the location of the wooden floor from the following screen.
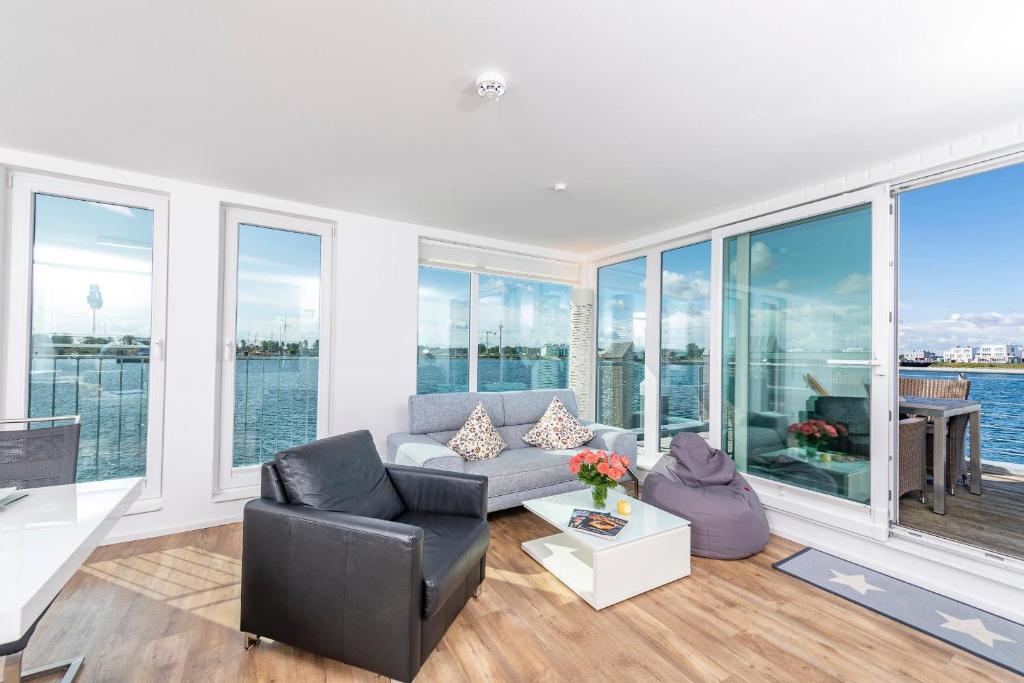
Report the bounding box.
[899,471,1024,559]
[23,510,1019,683]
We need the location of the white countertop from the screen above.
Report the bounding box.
[0,478,142,643]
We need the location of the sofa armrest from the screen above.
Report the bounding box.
[585,423,638,460]
[241,499,424,681]
[387,432,465,471]
[386,464,488,519]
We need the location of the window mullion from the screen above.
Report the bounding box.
[469,272,480,392]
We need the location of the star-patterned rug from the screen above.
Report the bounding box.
[774,548,1023,676]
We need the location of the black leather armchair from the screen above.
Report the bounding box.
[240,430,489,682]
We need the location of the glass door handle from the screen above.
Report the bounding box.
[224,341,235,361]
[153,339,165,361]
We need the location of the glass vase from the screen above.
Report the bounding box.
[591,484,608,509]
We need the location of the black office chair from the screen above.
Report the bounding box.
[0,416,83,683]
[241,429,489,682]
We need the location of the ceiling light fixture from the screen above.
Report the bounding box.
[552,183,568,192]
[476,72,507,102]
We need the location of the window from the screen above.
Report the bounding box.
[722,206,873,503]
[477,275,570,392]
[5,174,168,498]
[416,267,572,394]
[660,241,711,449]
[417,266,470,393]
[219,208,332,489]
[596,257,646,442]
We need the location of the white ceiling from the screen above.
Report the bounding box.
[2,2,1024,253]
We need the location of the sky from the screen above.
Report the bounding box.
[30,195,322,345]
[740,205,873,353]
[417,267,571,348]
[662,241,711,351]
[899,162,1024,353]
[32,194,154,339]
[597,256,647,351]
[235,224,321,345]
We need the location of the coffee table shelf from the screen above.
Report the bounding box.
[522,488,690,609]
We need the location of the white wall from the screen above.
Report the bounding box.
[0,146,577,543]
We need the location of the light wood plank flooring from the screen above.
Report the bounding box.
[22,509,1019,682]
[899,470,1024,560]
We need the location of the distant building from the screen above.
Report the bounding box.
[943,346,978,363]
[974,343,1023,364]
[901,350,938,362]
[598,341,635,429]
[540,343,568,358]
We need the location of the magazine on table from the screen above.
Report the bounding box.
[568,508,628,538]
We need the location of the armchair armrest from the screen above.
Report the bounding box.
[386,464,488,519]
[387,432,465,471]
[584,423,638,459]
[241,499,425,681]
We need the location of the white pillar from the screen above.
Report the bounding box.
[569,288,595,421]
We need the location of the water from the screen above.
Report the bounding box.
[29,356,319,480]
[28,358,1022,484]
[416,358,568,394]
[901,369,1024,465]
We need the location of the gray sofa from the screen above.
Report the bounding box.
[386,389,637,512]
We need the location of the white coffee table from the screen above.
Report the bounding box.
[522,487,690,609]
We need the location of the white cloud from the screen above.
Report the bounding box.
[662,271,710,301]
[750,242,775,276]
[834,272,871,296]
[899,311,1024,352]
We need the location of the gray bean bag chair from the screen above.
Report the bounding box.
[643,433,769,559]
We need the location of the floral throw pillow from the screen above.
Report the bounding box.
[522,397,594,450]
[447,402,507,461]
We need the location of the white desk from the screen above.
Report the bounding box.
[522,488,691,609]
[0,478,141,679]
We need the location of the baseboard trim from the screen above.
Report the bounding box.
[101,513,244,546]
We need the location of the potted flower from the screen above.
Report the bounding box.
[569,449,630,509]
[786,419,842,458]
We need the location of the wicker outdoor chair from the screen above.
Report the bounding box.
[898,376,971,490]
[898,416,927,501]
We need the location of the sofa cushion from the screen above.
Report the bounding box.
[522,397,594,449]
[462,447,583,497]
[408,392,505,434]
[500,389,578,426]
[395,512,489,619]
[447,403,507,461]
[273,430,406,520]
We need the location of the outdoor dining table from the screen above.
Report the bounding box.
[899,396,981,515]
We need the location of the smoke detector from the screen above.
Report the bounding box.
[476,72,507,102]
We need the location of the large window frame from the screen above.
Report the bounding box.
[3,172,170,504]
[217,206,334,492]
[416,266,573,394]
[710,187,893,539]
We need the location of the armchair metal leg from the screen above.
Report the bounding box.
[473,583,483,598]
[3,650,84,683]
[243,632,261,650]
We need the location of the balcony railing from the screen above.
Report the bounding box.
[29,354,320,479]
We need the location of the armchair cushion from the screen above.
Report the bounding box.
[274,429,406,520]
[395,511,489,619]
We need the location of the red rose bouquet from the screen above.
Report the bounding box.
[569,449,630,509]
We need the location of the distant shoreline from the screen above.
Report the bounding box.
[901,365,1024,375]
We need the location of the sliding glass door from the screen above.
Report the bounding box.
[218,208,332,490]
[714,189,891,534]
